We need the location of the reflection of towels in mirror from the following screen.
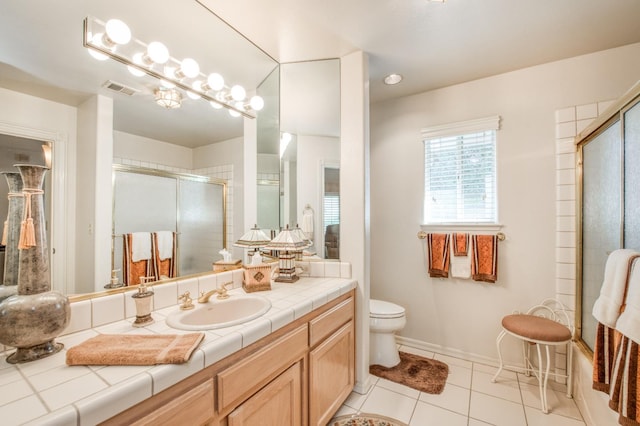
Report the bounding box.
[124,233,154,285]
[153,231,177,280]
[131,232,152,262]
[155,231,174,260]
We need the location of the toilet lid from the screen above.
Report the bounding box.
[370,299,405,319]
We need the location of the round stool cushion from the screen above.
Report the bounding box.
[502,314,571,342]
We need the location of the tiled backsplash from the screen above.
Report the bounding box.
[62,261,352,338]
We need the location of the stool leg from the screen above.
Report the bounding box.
[523,341,532,377]
[566,340,573,399]
[534,343,549,413]
[492,330,507,383]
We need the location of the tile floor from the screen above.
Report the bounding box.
[331,345,586,426]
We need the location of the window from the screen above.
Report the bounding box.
[422,116,500,224]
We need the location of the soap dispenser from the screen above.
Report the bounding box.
[132,283,154,327]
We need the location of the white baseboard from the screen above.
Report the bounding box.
[353,374,374,395]
[395,335,517,368]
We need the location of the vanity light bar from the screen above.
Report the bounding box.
[83,16,262,119]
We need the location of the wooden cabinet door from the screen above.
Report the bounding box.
[227,361,303,426]
[129,379,215,426]
[309,321,355,426]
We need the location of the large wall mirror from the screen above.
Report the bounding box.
[257,59,341,259]
[0,1,342,298]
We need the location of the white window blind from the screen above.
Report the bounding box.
[323,194,340,229]
[422,116,500,224]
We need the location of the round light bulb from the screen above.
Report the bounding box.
[163,66,176,79]
[127,65,145,77]
[88,48,108,61]
[207,73,224,91]
[192,81,204,92]
[186,90,201,100]
[87,33,108,60]
[160,79,176,89]
[105,19,131,45]
[210,101,223,109]
[229,109,241,118]
[249,96,264,111]
[147,41,169,64]
[230,85,246,101]
[180,58,200,78]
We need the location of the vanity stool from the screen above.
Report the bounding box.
[491,298,574,414]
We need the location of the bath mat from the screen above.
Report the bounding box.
[65,333,204,366]
[330,413,408,426]
[370,351,449,394]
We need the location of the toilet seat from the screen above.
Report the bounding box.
[370,299,405,319]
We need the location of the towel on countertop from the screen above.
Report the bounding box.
[427,233,450,278]
[452,233,469,256]
[450,239,471,279]
[65,333,204,366]
[592,249,640,328]
[155,231,174,260]
[470,234,498,283]
[131,232,152,262]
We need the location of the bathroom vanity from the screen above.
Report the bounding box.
[105,290,355,425]
[0,270,356,425]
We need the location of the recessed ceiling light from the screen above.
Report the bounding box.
[384,73,403,85]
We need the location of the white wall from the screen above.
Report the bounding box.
[341,50,371,393]
[369,42,640,364]
[113,131,192,170]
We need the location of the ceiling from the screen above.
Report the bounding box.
[1,0,640,148]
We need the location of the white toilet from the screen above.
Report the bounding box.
[369,299,407,368]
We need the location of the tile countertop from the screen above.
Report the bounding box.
[0,276,357,426]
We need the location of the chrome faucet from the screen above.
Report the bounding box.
[198,282,232,303]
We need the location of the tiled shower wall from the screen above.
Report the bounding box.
[554,100,613,421]
[113,157,234,249]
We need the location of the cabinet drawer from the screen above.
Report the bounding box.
[131,379,214,426]
[217,324,308,414]
[309,296,354,347]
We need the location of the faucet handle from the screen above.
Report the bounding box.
[216,282,232,299]
[178,291,195,310]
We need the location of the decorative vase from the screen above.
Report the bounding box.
[0,172,22,302]
[0,164,70,363]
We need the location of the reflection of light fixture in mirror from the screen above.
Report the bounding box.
[280,132,292,158]
[83,16,264,118]
[263,225,311,283]
[154,87,182,109]
[234,225,271,265]
[42,142,52,169]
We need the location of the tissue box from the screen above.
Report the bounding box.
[213,259,242,273]
[243,264,273,292]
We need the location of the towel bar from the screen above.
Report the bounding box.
[417,231,505,241]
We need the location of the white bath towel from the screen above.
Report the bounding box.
[131,232,152,262]
[450,243,471,279]
[592,249,640,328]
[301,206,314,241]
[613,258,640,343]
[155,231,174,260]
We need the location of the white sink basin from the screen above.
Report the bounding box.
[166,295,271,330]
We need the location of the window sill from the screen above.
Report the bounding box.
[419,223,503,233]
